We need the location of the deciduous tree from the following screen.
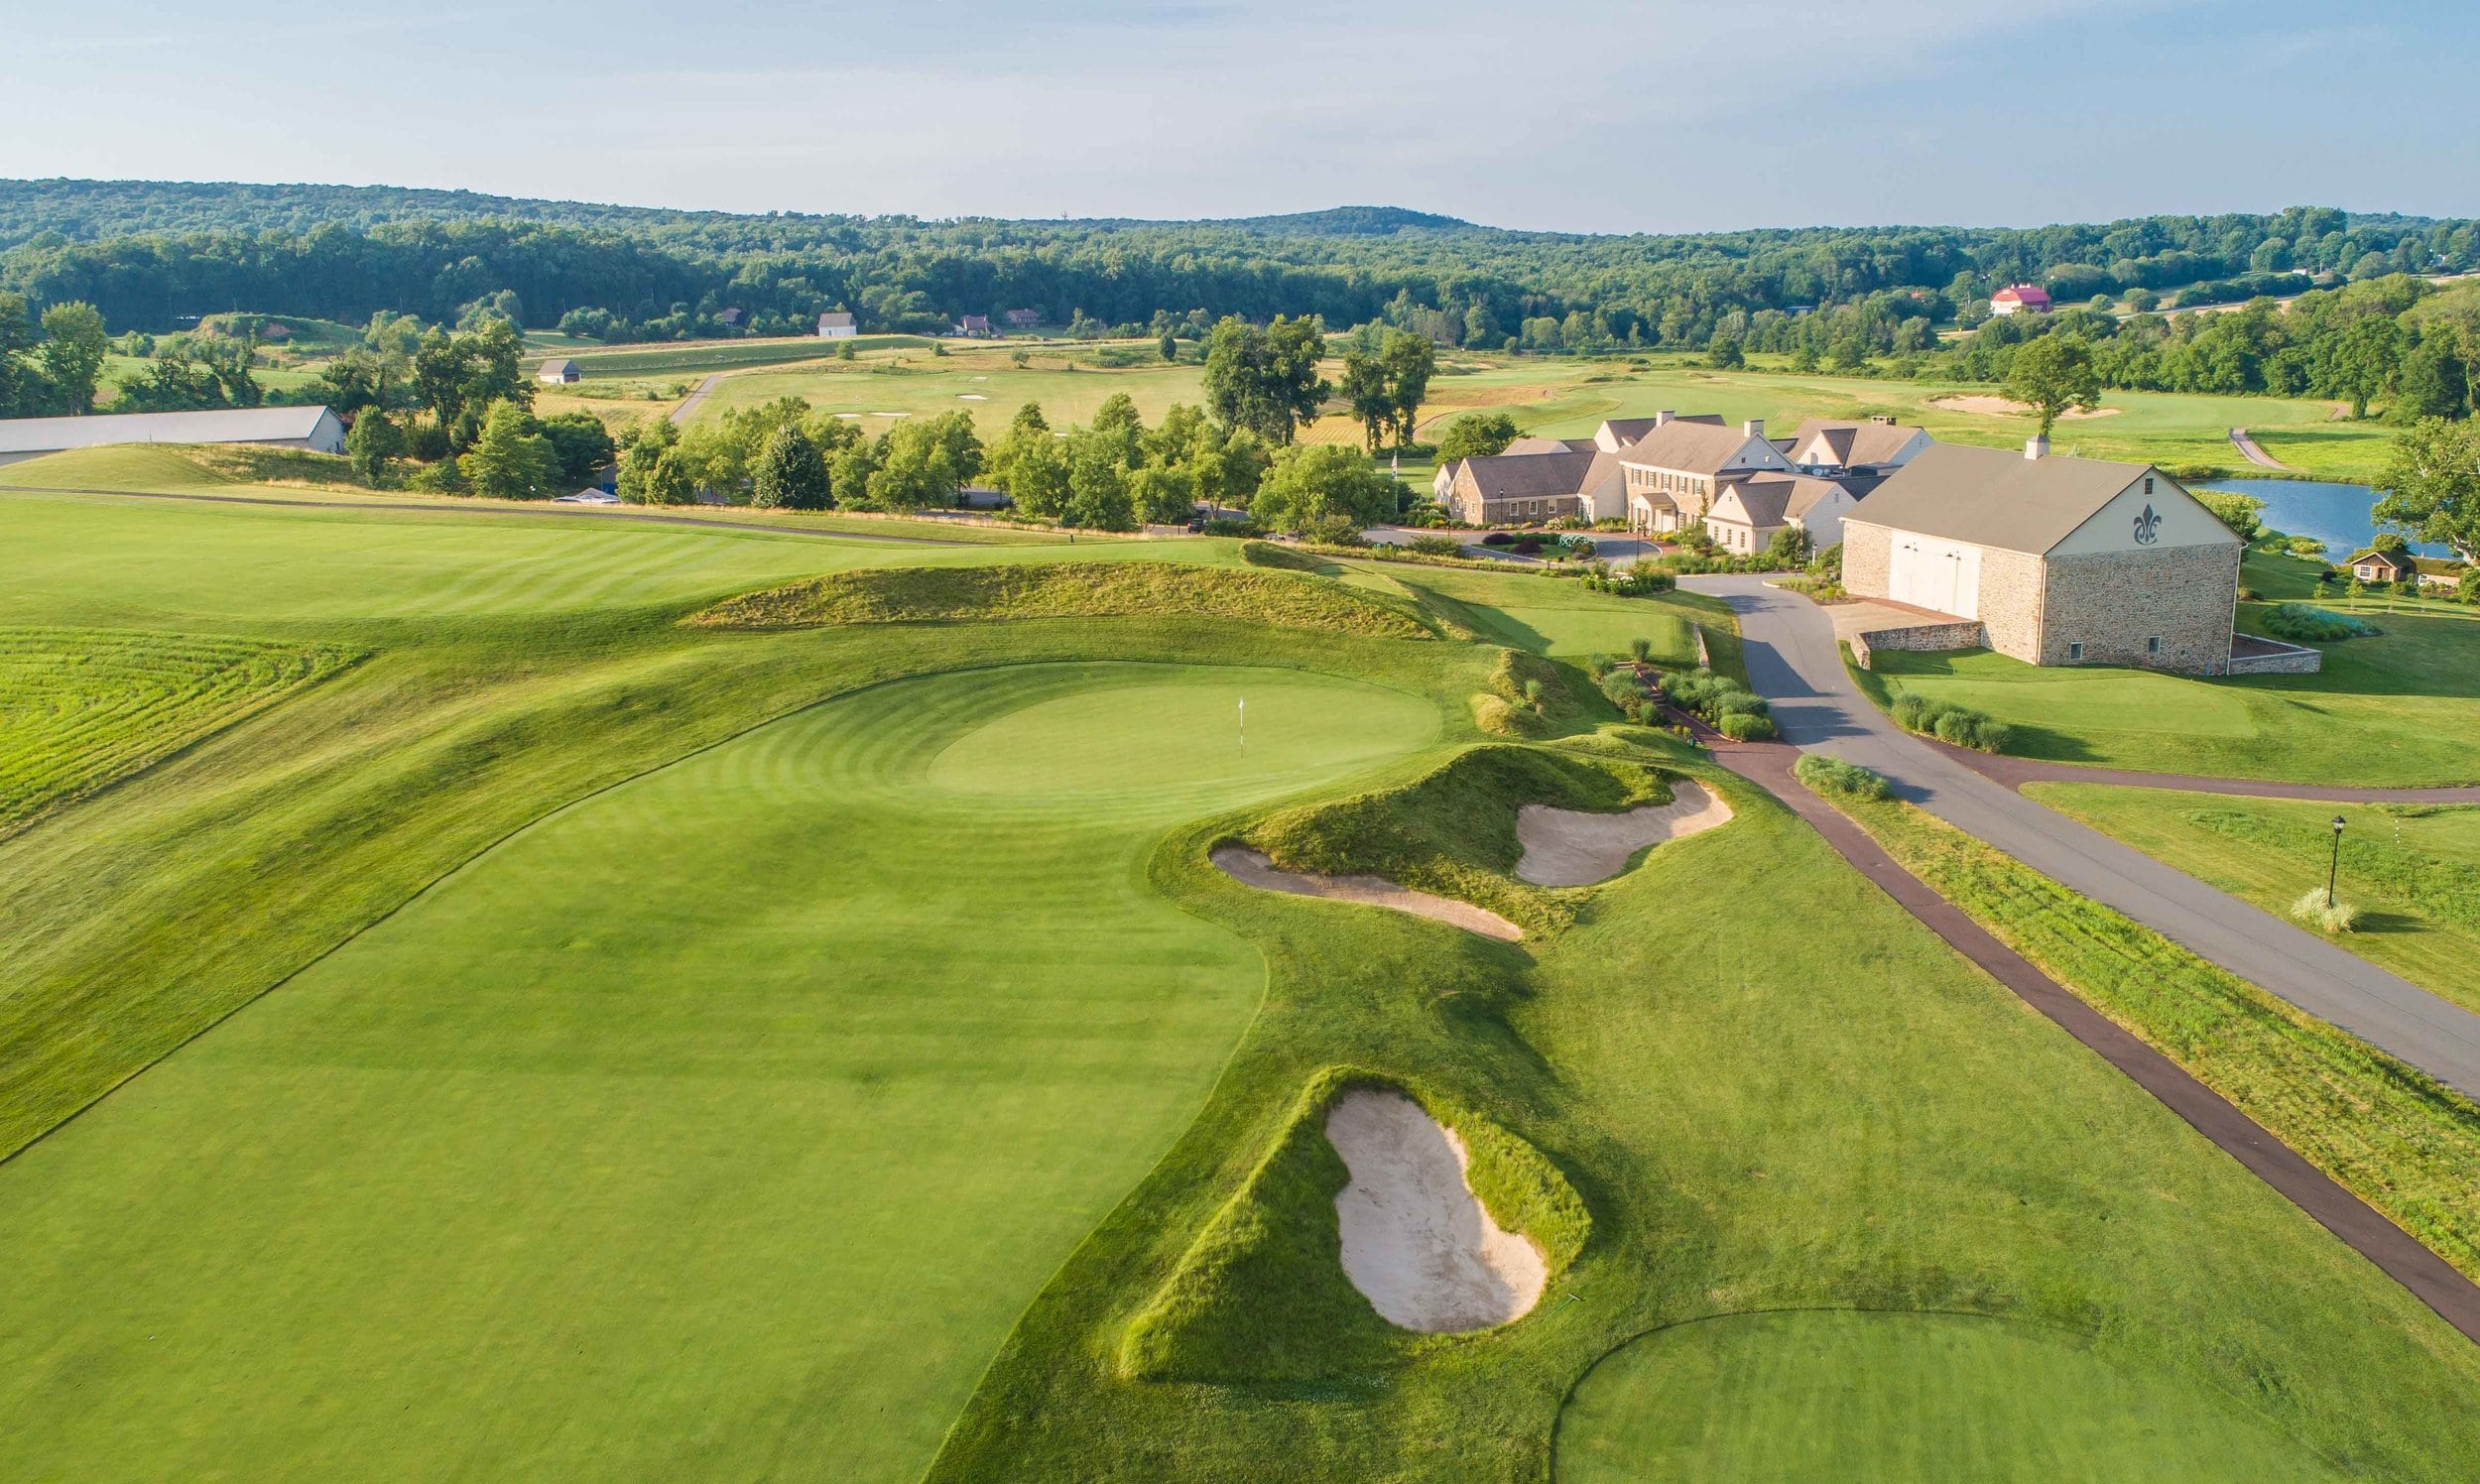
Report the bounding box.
[2002,334,2102,435]
[2375,418,2480,562]
[752,423,831,509]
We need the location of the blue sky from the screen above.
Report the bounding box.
[7,0,2475,232]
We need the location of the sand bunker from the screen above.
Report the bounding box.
[1929,395,2120,420]
[1326,1089,1546,1332]
[1211,845,1521,941]
[957,393,988,400]
[1514,781,1734,886]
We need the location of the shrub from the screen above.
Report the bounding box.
[1626,637,1653,663]
[1481,532,1515,547]
[1795,753,1891,801]
[2262,602,2379,643]
[1600,669,1648,707]
[1407,535,1467,557]
[1717,712,1777,741]
[1889,690,2010,753]
[2290,890,2364,934]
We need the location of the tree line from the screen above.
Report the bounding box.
[7,184,2475,356]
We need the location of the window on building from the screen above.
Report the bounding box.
[2068,641,2085,662]
[2144,476,2155,495]
[2147,636,2162,656]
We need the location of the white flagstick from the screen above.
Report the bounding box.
[1237,695,1245,750]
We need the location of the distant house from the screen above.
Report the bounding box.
[538,358,581,385]
[1842,440,2258,675]
[1784,416,1930,474]
[2346,548,2466,589]
[955,313,992,337]
[1990,284,2052,316]
[816,311,858,339]
[717,308,742,326]
[0,406,347,466]
[1441,449,1625,526]
[1617,415,1795,535]
[1003,308,1044,329]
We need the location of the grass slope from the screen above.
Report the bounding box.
[1862,604,2480,785]
[0,663,1444,1482]
[692,560,1438,638]
[1556,1311,2348,1483]
[1821,793,2480,1283]
[2030,787,2480,1016]
[0,627,355,833]
[927,764,2480,1481]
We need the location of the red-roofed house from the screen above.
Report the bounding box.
[1990,284,2052,316]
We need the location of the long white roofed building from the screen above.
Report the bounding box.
[0,406,347,466]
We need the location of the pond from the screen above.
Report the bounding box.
[2196,477,2452,559]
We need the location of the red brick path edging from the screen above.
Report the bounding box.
[1709,737,2480,1345]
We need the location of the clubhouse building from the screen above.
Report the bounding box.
[1839,438,2312,676]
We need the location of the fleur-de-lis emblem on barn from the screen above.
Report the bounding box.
[2133,504,2162,545]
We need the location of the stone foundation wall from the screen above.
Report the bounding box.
[2227,641,2324,675]
[1849,620,1988,670]
[2040,545,2240,675]
[1976,547,2047,663]
[1840,521,1893,598]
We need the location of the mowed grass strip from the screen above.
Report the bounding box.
[2030,787,2480,1017]
[1822,793,2480,1281]
[0,663,1443,1483]
[1861,603,2480,786]
[1555,1311,2350,1484]
[0,627,356,833]
[692,560,1439,637]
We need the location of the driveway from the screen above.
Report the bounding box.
[669,372,726,426]
[1682,574,2480,1099]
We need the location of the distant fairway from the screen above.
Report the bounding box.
[1555,1311,2345,1483]
[0,663,1439,1481]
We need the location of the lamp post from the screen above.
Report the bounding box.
[2328,815,2347,910]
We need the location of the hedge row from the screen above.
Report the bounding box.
[1890,691,2013,752]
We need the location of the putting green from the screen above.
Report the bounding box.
[0,662,1438,1483]
[1554,1310,2343,1483]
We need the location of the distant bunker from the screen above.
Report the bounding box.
[1514,781,1733,887]
[1210,845,1522,941]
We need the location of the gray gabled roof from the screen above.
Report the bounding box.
[1502,435,1596,455]
[1841,441,2164,555]
[1787,418,1923,467]
[0,406,336,456]
[1615,419,1774,476]
[1457,449,1601,499]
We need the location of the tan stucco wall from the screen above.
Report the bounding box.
[2039,544,2240,673]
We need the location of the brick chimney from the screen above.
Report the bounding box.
[1655,410,1674,427]
[2025,433,2048,459]
[1743,418,1765,438]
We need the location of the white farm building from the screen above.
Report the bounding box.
[0,406,347,467]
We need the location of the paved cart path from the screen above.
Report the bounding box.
[1707,738,2480,1346]
[1679,574,2480,1099]
[1925,744,2480,803]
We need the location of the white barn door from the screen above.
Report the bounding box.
[1887,534,1982,618]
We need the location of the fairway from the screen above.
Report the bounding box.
[1555,1311,2345,1483]
[0,661,1438,1481]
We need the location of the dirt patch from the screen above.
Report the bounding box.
[1929,395,2121,420]
[1210,845,1522,940]
[1325,1089,1546,1332]
[1515,781,1734,886]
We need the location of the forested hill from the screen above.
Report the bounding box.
[3,178,2475,352]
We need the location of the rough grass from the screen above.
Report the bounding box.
[691,560,1439,638]
[1825,794,2480,1283]
[1119,1063,1587,1384]
[0,627,357,834]
[1244,743,1675,933]
[1472,647,1591,738]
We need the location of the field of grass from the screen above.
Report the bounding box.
[1862,603,2480,785]
[2029,786,2480,1016]
[0,628,356,834]
[1820,793,2480,1285]
[6,483,2480,1480]
[1557,1311,2347,1483]
[550,333,936,379]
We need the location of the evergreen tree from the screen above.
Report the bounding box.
[752,424,832,510]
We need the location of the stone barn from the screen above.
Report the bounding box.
[1840,439,2264,675]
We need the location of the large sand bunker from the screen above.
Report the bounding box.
[1211,845,1522,941]
[1929,394,2120,420]
[1326,1089,1547,1332]
[1515,782,1733,886]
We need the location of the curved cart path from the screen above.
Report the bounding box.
[1706,738,2480,1345]
[2229,426,2293,471]
[1680,574,2480,1100]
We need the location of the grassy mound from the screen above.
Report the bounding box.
[692,561,1438,638]
[1244,744,1674,933]
[1118,1065,1585,1383]
[0,627,358,836]
[1472,648,1586,737]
